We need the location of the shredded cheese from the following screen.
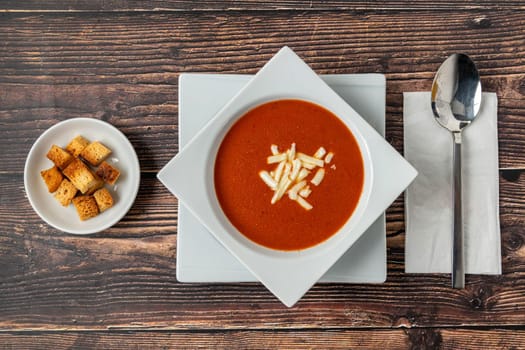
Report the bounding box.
[258,143,334,210]
[267,153,287,164]
[296,196,313,210]
[314,147,326,159]
[281,162,291,182]
[311,168,325,186]
[299,186,311,198]
[289,159,301,181]
[301,161,316,170]
[273,160,285,182]
[288,180,306,200]
[297,168,310,181]
[297,152,324,167]
[271,177,291,204]
[324,152,334,163]
[287,142,296,161]
[259,171,277,189]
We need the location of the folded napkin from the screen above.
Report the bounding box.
[404,92,501,274]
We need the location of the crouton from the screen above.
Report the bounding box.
[72,195,99,221]
[85,176,105,195]
[80,141,112,166]
[95,161,120,185]
[93,188,114,212]
[66,135,90,157]
[40,166,63,193]
[63,158,102,194]
[46,145,73,169]
[53,179,78,206]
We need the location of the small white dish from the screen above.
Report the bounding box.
[24,118,140,234]
[158,46,417,307]
[175,73,388,284]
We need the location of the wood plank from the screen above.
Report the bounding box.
[1,1,525,12]
[0,86,178,174]
[0,328,524,349]
[0,174,177,238]
[0,173,523,330]
[1,85,522,173]
[0,11,524,172]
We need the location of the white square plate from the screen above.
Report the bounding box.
[158,47,417,306]
[176,73,388,284]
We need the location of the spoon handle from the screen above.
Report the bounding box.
[452,133,465,288]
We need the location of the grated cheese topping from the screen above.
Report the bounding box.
[299,186,311,198]
[311,168,325,186]
[259,143,334,210]
[324,152,334,164]
[314,147,326,159]
[267,153,287,164]
[259,170,277,189]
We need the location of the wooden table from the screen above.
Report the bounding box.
[1,1,524,348]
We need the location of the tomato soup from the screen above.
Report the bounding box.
[214,99,364,251]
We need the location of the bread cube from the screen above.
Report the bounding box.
[63,158,103,194]
[80,141,112,166]
[93,188,114,212]
[46,145,73,169]
[40,166,63,193]
[72,195,99,221]
[95,161,121,185]
[53,179,78,206]
[66,135,90,157]
[85,176,105,195]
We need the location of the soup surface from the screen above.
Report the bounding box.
[214,99,364,251]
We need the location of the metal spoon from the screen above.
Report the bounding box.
[431,54,482,289]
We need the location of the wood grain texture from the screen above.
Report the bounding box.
[0,11,524,172]
[0,174,177,239]
[1,328,524,349]
[1,1,525,12]
[0,173,523,330]
[1,3,524,346]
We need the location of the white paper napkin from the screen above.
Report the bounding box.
[404,92,501,274]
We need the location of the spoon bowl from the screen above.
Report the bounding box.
[430,54,482,288]
[432,54,482,133]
